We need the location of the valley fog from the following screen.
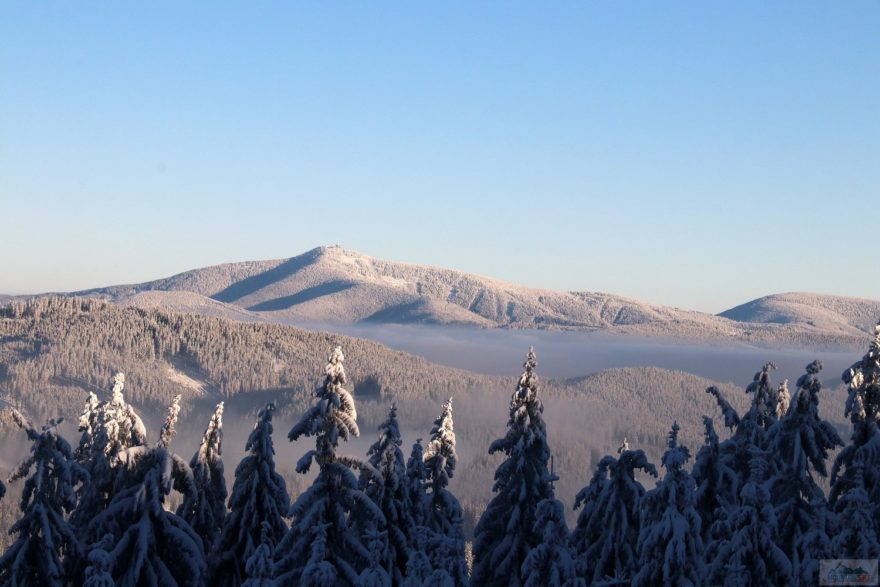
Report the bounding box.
[283,320,857,385]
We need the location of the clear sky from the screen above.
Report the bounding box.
[1,2,877,313]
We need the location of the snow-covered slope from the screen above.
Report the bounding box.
[719,292,880,334]
[70,245,877,347]
[78,245,681,328]
[116,291,264,323]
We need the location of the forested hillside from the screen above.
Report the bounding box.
[0,296,770,443]
[0,297,869,585]
[0,297,497,425]
[0,298,849,506]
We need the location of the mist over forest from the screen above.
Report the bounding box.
[285,319,859,383]
[0,296,875,586]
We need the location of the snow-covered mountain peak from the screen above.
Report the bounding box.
[59,247,879,348]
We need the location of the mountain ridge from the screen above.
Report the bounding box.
[18,245,878,348]
[719,292,880,334]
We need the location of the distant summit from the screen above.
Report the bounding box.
[719,292,880,334]
[57,245,878,348]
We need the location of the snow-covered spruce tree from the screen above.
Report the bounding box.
[423,397,468,586]
[704,385,740,431]
[86,394,206,586]
[400,437,459,583]
[633,422,704,587]
[177,401,227,555]
[402,527,443,586]
[274,346,385,586]
[242,543,276,587]
[701,363,782,515]
[701,366,790,577]
[795,495,836,585]
[728,363,782,456]
[569,457,610,575]
[211,403,289,587]
[401,437,446,585]
[776,379,790,419]
[831,321,880,528]
[691,416,737,542]
[472,348,556,587]
[72,373,148,533]
[831,460,879,559]
[521,496,579,587]
[404,438,428,533]
[766,360,843,581]
[74,391,100,464]
[361,403,410,585]
[242,522,279,587]
[746,362,780,430]
[82,534,116,587]
[357,529,392,587]
[570,446,658,584]
[709,447,792,586]
[0,410,88,587]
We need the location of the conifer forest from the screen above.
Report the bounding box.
[0,298,878,586]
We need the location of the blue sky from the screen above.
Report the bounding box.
[1,2,877,312]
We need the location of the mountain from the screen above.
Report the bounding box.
[719,292,880,334]
[76,245,667,328]
[63,245,877,347]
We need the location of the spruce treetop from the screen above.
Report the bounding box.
[7,408,86,505]
[706,385,740,431]
[199,401,224,465]
[275,348,383,586]
[109,372,125,405]
[424,397,457,492]
[211,402,288,587]
[472,347,555,587]
[571,445,657,583]
[489,346,547,459]
[771,359,842,482]
[746,362,778,428]
[178,401,227,555]
[158,394,181,449]
[843,320,880,426]
[516,346,538,402]
[96,371,148,458]
[831,323,880,522]
[661,421,690,472]
[71,372,148,536]
[0,411,88,586]
[633,422,703,587]
[776,379,791,419]
[290,345,360,468]
[77,392,99,444]
[89,394,206,587]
